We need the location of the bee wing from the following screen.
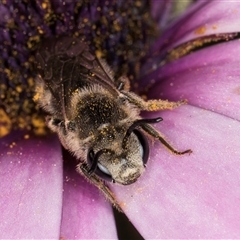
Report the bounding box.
[35,36,119,120]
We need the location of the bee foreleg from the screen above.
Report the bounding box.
[116,76,130,91]
[122,91,187,111]
[141,123,192,155]
[76,163,123,212]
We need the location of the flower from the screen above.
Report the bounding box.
[1,0,240,239]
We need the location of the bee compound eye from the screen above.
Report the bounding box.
[133,129,149,165]
[87,149,113,182]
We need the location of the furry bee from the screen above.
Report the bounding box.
[34,36,191,210]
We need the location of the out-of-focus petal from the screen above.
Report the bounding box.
[111,106,240,238]
[151,0,172,30]
[152,1,240,53]
[60,153,118,239]
[0,132,63,239]
[151,0,194,32]
[145,39,240,121]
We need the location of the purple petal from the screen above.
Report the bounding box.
[146,39,240,121]
[150,0,172,30]
[151,0,194,32]
[111,106,240,238]
[152,1,240,53]
[0,132,63,239]
[60,153,118,239]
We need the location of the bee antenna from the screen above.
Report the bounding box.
[88,149,113,175]
[122,117,163,149]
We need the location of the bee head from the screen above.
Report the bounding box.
[87,117,162,185]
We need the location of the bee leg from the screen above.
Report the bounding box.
[117,76,130,91]
[122,91,187,111]
[141,123,192,155]
[76,163,123,212]
[45,116,59,132]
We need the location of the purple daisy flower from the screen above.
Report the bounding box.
[1,0,240,239]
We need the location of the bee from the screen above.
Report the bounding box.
[34,36,191,211]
